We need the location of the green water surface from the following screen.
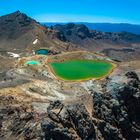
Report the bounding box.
[50,60,114,81]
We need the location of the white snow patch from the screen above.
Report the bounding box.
[33,39,38,45]
[7,52,20,58]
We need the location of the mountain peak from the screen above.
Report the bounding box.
[12,10,21,15]
[10,10,24,17]
[0,11,37,39]
[0,11,35,23]
[0,10,22,18]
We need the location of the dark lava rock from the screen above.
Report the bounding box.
[125,71,139,81]
[41,118,73,140]
[92,71,140,140]
[65,103,96,140]
[46,101,96,140]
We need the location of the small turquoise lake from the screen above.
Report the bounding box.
[35,49,49,55]
[25,60,40,65]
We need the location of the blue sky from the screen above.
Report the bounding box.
[0,0,140,24]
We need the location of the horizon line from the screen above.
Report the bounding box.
[40,21,140,26]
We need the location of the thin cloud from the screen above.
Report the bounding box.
[33,14,138,24]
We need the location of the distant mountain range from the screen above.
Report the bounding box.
[42,22,140,35]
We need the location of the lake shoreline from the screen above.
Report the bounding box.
[47,59,117,82]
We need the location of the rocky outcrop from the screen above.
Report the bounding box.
[92,71,140,139]
[0,95,41,140]
[41,71,140,140]
[42,100,96,140]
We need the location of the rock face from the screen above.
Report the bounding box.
[43,101,96,140]
[0,71,140,140]
[92,71,140,140]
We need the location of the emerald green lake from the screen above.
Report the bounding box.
[50,60,114,81]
